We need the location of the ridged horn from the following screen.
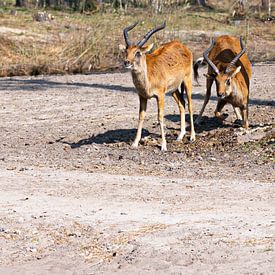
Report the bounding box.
[225,37,245,74]
[123,21,139,46]
[203,38,220,75]
[137,21,166,47]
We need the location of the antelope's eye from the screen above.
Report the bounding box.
[226,79,230,86]
[135,51,141,58]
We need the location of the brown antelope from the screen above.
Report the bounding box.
[194,35,252,128]
[120,22,196,151]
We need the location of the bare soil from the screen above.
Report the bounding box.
[0,63,274,274]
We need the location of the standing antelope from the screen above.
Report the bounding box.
[194,35,252,128]
[120,22,196,151]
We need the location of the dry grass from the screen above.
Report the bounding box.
[0,6,274,76]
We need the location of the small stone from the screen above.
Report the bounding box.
[197,156,203,161]
[20,197,29,201]
[7,167,16,170]
[28,246,37,253]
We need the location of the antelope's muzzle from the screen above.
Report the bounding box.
[124,60,132,69]
[217,92,226,99]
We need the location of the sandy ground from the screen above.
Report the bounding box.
[0,63,274,274]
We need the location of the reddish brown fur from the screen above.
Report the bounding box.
[123,40,196,151]
[195,35,252,128]
[147,41,192,87]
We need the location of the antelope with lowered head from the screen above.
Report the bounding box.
[194,35,252,128]
[120,22,196,151]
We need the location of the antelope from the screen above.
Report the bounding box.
[120,22,196,151]
[194,35,252,128]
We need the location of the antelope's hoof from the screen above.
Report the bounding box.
[190,135,196,143]
[161,143,167,152]
[242,123,249,130]
[131,142,139,149]
[214,111,221,118]
[176,132,186,141]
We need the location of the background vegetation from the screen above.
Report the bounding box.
[0,0,273,76]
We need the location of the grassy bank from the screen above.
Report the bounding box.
[0,6,274,76]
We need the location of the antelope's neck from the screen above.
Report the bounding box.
[131,58,151,98]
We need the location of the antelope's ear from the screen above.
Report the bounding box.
[231,66,241,78]
[119,44,126,52]
[140,43,154,54]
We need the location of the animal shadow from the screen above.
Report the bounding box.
[58,128,150,149]
[165,113,231,134]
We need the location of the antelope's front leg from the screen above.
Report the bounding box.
[241,104,249,129]
[195,77,213,125]
[132,96,147,148]
[157,93,167,151]
[214,98,227,119]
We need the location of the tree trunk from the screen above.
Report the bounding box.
[152,0,163,13]
[189,0,208,7]
[261,0,268,9]
[197,0,207,6]
[261,0,272,17]
[189,0,206,6]
[15,0,27,7]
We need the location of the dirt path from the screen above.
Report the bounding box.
[0,64,274,273]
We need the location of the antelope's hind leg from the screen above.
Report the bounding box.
[232,106,243,126]
[156,92,167,151]
[172,87,186,141]
[184,79,196,142]
[233,107,243,120]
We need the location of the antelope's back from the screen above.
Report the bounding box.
[147,40,192,79]
[209,35,252,88]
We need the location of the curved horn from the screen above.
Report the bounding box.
[225,37,245,74]
[137,21,166,47]
[123,21,139,47]
[203,38,220,75]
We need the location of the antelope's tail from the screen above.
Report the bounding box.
[193,57,207,84]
